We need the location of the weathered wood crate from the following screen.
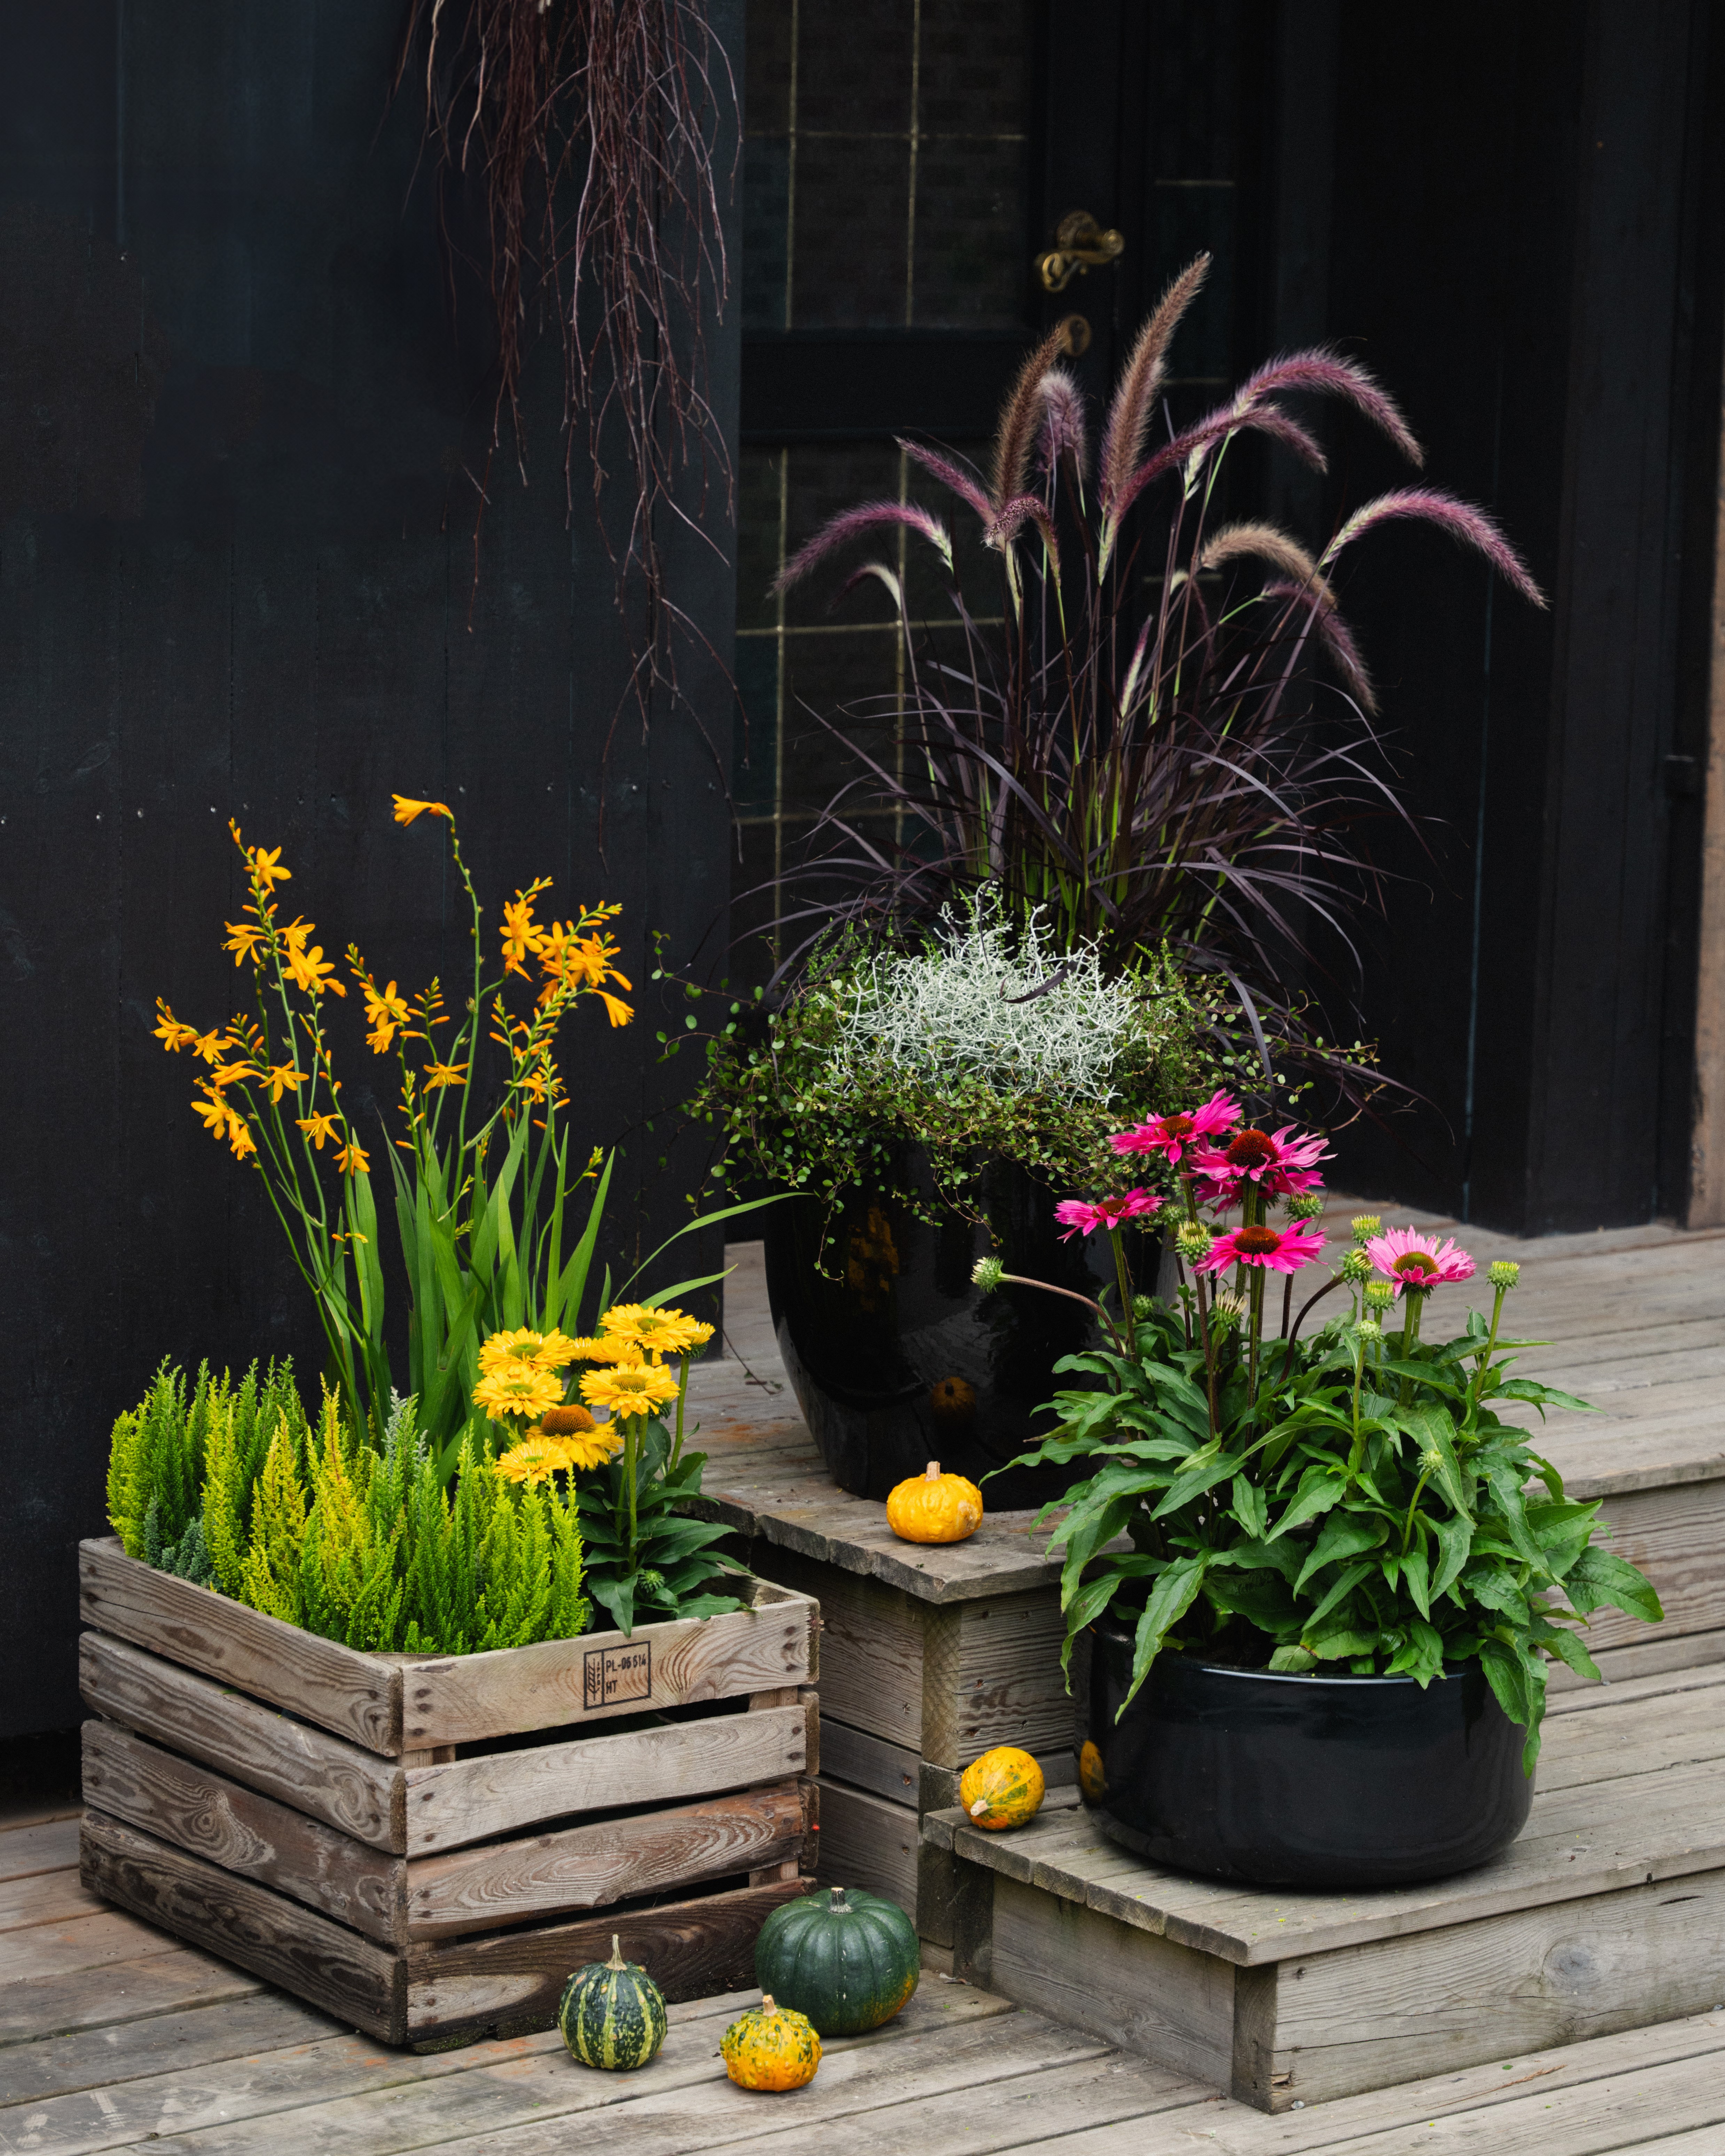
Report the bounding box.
[77,1536,818,2049]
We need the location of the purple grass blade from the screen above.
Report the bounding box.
[774,502,953,594]
[1323,488,1547,608]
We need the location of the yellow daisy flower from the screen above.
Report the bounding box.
[533,1330,583,1371]
[579,1360,681,1420]
[473,1366,565,1424]
[599,1304,714,1359]
[565,1334,636,1364]
[494,1436,572,1489]
[555,1424,626,1470]
[479,1328,546,1375]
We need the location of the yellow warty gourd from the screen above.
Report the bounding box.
[885,1460,983,1544]
[958,1745,1045,1830]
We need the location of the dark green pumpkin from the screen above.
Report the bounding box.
[558,1934,668,2069]
[753,1885,920,2036]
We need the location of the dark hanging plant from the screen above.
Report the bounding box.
[397,0,734,711]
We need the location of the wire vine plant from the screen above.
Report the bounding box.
[397,0,734,719]
[764,253,1545,1105]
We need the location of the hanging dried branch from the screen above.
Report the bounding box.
[397,0,735,708]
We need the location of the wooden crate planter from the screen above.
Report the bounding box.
[77,1536,819,2049]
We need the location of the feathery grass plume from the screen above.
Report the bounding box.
[775,504,953,595]
[752,253,1546,1111]
[1099,251,1211,515]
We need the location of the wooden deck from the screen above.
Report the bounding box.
[2,1796,1722,2153]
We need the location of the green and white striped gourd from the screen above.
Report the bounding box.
[558,1935,668,2070]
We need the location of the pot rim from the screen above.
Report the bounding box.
[1091,1619,1477,1692]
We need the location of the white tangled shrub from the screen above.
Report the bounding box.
[827,897,1170,1104]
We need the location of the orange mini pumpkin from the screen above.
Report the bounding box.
[886,1459,983,1544]
[720,1995,822,2091]
[959,1745,1045,1830]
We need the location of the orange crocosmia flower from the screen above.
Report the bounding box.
[392,795,454,825]
[362,980,410,1054]
[248,844,291,890]
[211,1060,256,1088]
[191,1091,229,1137]
[280,916,314,955]
[286,941,347,998]
[500,896,546,975]
[154,1005,199,1053]
[598,992,634,1028]
[223,920,267,966]
[228,1117,257,1160]
[265,1064,306,1103]
[297,1111,340,1150]
[335,1138,371,1176]
[422,1061,467,1091]
[191,1028,234,1066]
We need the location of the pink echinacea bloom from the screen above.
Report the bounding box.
[1053,1189,1163,1241]
[1189,1122,1331,1206]
[1194,1221,1327,1275]
[1110,1089,1243,1166]
[1363,1226,1475,1294]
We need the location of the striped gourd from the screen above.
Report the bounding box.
[558,1935,668,2070]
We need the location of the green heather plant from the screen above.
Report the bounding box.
[107,1363,588,1655]
[982,1093,1662,1771]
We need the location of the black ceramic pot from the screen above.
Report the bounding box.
[763,1153,1164,1504]
[1085,1623,1534,1889]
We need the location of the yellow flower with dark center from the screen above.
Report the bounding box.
[494,1435,571,1489]
[392,795,453,825]
[335,1138,371,1176]
[473,1366,565,1424]
[552,1422,626,1470]
[579,1359,680,1420]
[602,1306,714,1360]
[223,920,267,966]
[422,1060,467,1091]
[479,1328,547,1375]
[565,1334,634,1364]
[298,1111,339,1150]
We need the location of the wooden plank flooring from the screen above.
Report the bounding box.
[2,1801,1722,2152]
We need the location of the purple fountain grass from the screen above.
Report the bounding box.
[751,253,1546,1107]
[1323,488,1547,609]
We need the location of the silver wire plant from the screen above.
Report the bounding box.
[829,896,1174,1106]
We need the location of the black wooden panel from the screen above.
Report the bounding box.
[0,0,740,1735]
[740,332,1033,440]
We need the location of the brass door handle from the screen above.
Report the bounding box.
[1037,211,1124,294]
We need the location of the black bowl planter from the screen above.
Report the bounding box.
[1084,1621,1534,1889]
[763,1152,1171,1503]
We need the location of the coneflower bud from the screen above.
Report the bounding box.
[1488,1260,1520,1291]
[1176,1221,1213,1265]
[1340,1248,1371,1284]
[1211,1287,1248,1323]
[1364,1279,1395,1310]
[1357,1318,1381,1341]
[972,1255,1005,1294]
[1286,1192,1325,1221]
[1351,1214,1382,1242]
[1132,1294,1155,1320]
[1419,1447,1445,1473]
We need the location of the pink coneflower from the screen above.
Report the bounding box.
[1363,1227,1475,1295]
[1190,1123,1330,1205]
[1194,1221,1326,1275]
[1053,1189,1162,1241]
[1110,1089,1242,1167]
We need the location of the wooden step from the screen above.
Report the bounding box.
[924,1664,1725,2112]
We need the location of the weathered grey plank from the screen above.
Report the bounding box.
[403,1703,806,1857]
[818,1719,921,1807]
[0,1990,335,2107]
[1569,1479,1725,1649]
[79,1632,401,1850]
[756,1554,925,1750]
[0,1946,264,2041]
[1548,1658,1725,1713]
[0,1867,104,1933]
[816,1777,920,1916]
[398,1583,816,1749]
[0,1817,81,1882]
[403,1780,809,1939]
[78,1811,403,2043]
[81,1723,406,1946]
[79,1541,399,1755]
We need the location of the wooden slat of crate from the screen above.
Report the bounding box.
[403,1701,808,1857]
[79,1809,403,2038]
[80,1631,402,1850]
[81,1721,406,1946]
[80,1539,817,1759]
[80,1539,400,1753]
[403,1779,810,1939]
[404,1876,809,2048]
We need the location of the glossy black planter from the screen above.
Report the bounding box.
[1085,1623,1534,1889]
[763,1155,1166,1504]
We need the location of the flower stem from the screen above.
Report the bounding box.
[1465,1283,1510,1419]
[1107,1228,1136,1351]
[669,1355,690,1471]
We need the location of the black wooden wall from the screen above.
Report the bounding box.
[1309,0,1725,1233]
[0,2,742,1737]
